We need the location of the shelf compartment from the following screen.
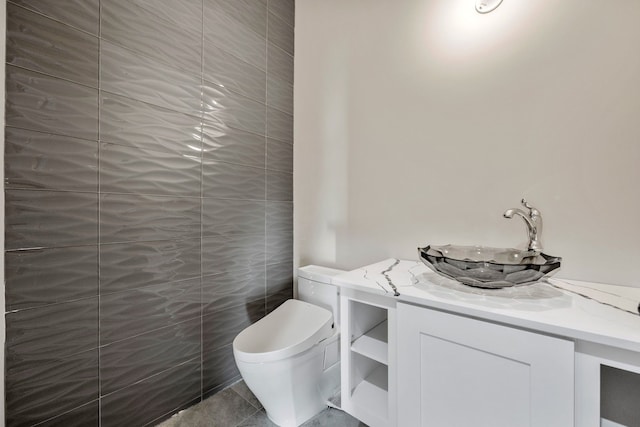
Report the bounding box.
[601,365,640,427]
[351,320,388,364]
[351,364,389,420]
[342,293,395,427]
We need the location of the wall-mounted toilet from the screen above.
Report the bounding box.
[232,265,345,427]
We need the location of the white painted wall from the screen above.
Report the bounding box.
[294,0,640,287]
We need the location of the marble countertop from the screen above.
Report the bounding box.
[333,258,640,353]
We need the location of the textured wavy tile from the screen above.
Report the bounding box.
[202,80,266,136]
[267,42,293,83]
[202,234,265,276]
[127,0,202,31]
[101,0,201,76]
[5,189,98,250]
[6,348,98,427]
[266,74,293,116]
[101,359,201,427]
[101,41,201,116]
[100,92,202,157]
[36,400,99,427]
[10,0,99,35]
[202,300,264,351]
[5,297,99,368]
[100,193,200,244]
[267,10,294,56]
[7,4,99,87]
[266,137,293,173]
[202,198,265,237]
[267,261,294,296]
[99,239,200,294]
[202,344,240,395]
[5,127,98,192]
[267,287,293,314]
[266,201,293,235]
[100,142,201,197]
[2,0,297,420]
[202,121,265,168]
[202,160,266,200]
[268,0,294,28]
[6,246,98,311]
[100,318,201,395]
[203,9,266,71]
[203,43,266,104]
[202,267,265,313]
[267,170,293,201]
[6,65,99,140]
[206,0,267,38]
[266,232,293,265]
[266,106,293,143]
[100,277,201,345]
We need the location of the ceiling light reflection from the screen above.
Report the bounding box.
[422,0,538,66]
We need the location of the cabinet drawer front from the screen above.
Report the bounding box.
[397,303,574,427]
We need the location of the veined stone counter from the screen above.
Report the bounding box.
[333,258,640,353]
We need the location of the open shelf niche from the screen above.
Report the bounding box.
[341,294,395,427]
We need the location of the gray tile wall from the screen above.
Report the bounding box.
[4,0,294,425]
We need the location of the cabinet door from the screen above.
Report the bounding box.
[397,303,574,427]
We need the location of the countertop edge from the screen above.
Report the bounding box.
[332,258,640,356]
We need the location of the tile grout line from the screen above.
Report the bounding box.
[100,356,201,401]
[7,1,99,37]
[7,57,292,126]
[234,407,263,427]
[265,0,270,315]
[211,383,263,427]
[5,62,99,90]
[200,0,206,405]
[30,399,100,427]
[6,98,291,146]
[229,383,263,412]
[97,0,103,426]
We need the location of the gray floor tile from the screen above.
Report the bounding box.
[156,381,365,427]
[301,408,367,427]
[157,405,212,427]
[236,410,277,427]
[156,414,179,427]
[198,388,260,427]
[237,407,365,427]
[231,381,262,410]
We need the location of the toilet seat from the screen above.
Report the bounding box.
[233,299,334,364]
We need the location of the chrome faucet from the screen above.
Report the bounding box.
[503,199,543,252]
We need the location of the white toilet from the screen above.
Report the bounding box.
[232,265,345,427]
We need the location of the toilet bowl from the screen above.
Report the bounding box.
[232,266,345,427]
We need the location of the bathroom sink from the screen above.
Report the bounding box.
[418,245,561,289]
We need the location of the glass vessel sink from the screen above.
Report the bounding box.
[418,245,561,289]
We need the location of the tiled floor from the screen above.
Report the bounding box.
[157,381,367,427]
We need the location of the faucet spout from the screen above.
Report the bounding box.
[503,199,543,252]
[503,208,532,225]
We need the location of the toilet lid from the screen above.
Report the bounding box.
[233,299,334,363]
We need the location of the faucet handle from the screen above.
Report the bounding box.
[505,199,544,252]
[521,198,540,218]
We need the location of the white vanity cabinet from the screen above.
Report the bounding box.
[397,302,574,427]
[340,288,396,427]
[334,259,640,427]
